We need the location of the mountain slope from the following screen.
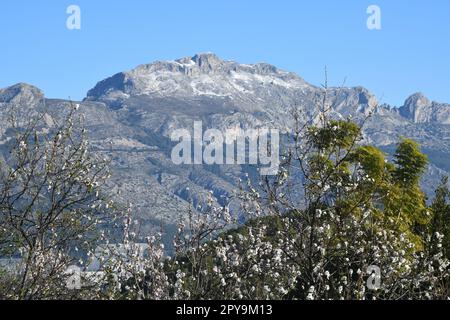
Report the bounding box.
[1,53,449,236]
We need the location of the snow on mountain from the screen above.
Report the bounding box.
[86,53,308,102]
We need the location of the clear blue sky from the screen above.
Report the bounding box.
[1,0,449,106]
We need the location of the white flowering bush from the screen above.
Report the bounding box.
[0,104,114,299]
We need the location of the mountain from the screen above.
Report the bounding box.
[1,53,450,238]
[399,92,450,124]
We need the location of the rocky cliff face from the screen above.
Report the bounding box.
[1,53,450,235]
[399,92,450,124]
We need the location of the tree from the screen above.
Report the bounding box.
[393,138,428,186]
[394,138,429,231]
[0,104,114,299]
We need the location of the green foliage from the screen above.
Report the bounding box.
[387,138,430,248]
[350,145,388,182]
[308,120,361,151]
[393,138,428,187]
[303,120,433,251]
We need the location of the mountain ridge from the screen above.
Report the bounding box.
[5,53,449,125]
[1,53,450,236]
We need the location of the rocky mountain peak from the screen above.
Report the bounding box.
[85,53,308,102]
[83,54,448,126]
[190,52,224,72]
[404,92,431,109]
[398,92,449,123]
[0,83,44,104]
